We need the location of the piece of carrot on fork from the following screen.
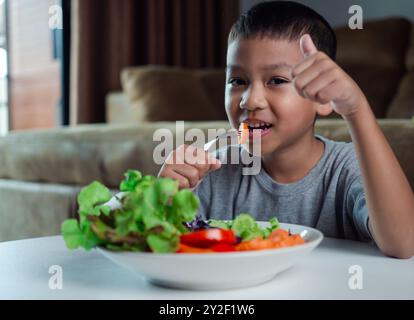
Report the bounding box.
[238,122,249,145]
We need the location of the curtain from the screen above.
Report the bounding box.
[70,0,239,125]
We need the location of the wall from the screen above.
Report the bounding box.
[8,0,61,130]
[240,0,414,27]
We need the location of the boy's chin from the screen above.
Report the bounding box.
[242,142,274,157]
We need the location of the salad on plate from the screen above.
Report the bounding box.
[61,170,305,254]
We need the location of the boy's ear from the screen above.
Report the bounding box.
[316,102,333,117]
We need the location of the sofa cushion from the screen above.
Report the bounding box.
[0,179,80,242]
[121,65,224,122]
[335,18,411,118]
[105,91,133,124]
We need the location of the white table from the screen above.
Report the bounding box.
[0,236,413,299]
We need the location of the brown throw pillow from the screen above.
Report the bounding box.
[121,65,223,122]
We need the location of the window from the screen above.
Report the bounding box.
[7,0,64,131]
[0,0,8,136]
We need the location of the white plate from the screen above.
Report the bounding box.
[97,222,323,290]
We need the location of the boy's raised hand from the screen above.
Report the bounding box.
[292,34,367,117]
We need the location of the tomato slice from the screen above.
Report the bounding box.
[180,229,236,248]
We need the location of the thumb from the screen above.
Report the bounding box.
[300,34,318,57]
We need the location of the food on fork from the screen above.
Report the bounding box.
[238,122,249,144]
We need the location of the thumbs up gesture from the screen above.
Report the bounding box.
[291,34,367,118]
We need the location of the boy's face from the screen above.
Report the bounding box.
[225,37,331,155]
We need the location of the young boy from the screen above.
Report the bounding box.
[158,1,414,258]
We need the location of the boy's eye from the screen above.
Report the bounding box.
[268,77,288,86]
[228,78,247,87]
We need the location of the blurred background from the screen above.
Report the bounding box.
[0,0,413,135]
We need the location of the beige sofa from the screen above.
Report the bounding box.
[1,119,414,242]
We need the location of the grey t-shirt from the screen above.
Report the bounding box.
[194,135,373,242]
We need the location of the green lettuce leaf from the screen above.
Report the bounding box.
[77,181,112,217]
[62,170,198,253]
[120,170,142,192]
[147,234,179,253]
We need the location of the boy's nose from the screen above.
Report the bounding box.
[240,86,268,111]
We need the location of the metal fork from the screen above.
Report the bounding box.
[203,129,240,153]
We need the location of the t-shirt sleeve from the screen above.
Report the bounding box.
[346,176,374,242]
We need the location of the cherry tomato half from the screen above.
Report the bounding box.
[180,229,236,248]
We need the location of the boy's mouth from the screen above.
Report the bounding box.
[242,119,274,138]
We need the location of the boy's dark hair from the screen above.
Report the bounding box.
[229,0,337,60]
